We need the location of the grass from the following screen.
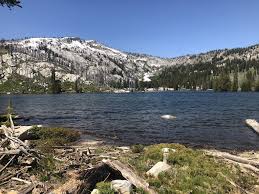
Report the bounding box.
[120,144,258,194]
[131,144,145,153]
[96,182,116,194]
[29,126,80,153]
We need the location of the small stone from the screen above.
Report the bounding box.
[111,180,132,194]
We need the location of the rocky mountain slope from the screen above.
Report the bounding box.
[0,37,259,90]
[167,44,259,66]
[0,37,172,86]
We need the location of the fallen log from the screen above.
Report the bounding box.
[245,119,259,134]
[0,149,21,155]
[206,151,259,167]
[103,159,157,194]
[237,162,259,175]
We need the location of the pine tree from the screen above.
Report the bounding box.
[50,68,61,94]
[75,78,82,93]
[241,80,251,92]
[255,80,259,92]
[241,70,254,91]
[213,78,219,91]
[0,0,21,8]
[217,73,232,92]
[232,70,239,92]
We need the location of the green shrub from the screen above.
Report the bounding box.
[131,144,145,153]
[96,182,115,194]
[29,127,80,153]
[134,188,148,194]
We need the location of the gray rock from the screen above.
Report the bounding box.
[111,180,132,194]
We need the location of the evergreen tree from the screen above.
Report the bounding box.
[217,73,232,92]
[232,70,239,92]
[212,78,219,91]
[241,80,251,92]
[75,78,82,93]
[0,0,21,8]
[246,70,254,83]
[134,79,139,90]
[50,68,61,94]
[254,80,259,92]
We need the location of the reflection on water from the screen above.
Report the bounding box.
[0,92,259,150]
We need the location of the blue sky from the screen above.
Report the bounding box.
[0,0,259,57]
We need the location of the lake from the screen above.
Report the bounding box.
[1,92,259,151]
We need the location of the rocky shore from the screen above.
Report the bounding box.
[1,115,259,193]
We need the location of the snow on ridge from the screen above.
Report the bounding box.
[16,37,128,58]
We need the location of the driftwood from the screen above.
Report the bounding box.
[0,149,21,155]
[216,156,259,176]
[0,155,16,173]
[206,151,259,167]
[103,159,157,194]
[0,118,44,193]
[11,177,31,184]
[246,119,259,134]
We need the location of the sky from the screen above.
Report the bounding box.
[0,0,259,57]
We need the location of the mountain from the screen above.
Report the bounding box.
[0,37,259,93]
[0,37,172,85]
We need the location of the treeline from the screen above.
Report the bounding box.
[212,70,259,92]
[0,67,103,94]
[152,59,259,92]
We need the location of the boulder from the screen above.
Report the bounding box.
[146,161,171,177]
[111,180,132,194]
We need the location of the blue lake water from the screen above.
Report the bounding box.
[1,92,259,151]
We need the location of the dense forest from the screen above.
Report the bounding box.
[151,57,259,92]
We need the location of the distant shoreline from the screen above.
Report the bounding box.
[1,90,258,96]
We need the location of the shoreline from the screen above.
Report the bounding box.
[77,129,259,153]
[1,90,259,96]
[1,124,259,193]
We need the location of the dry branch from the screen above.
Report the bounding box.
[11,177,31,185]
[0,155,16,174]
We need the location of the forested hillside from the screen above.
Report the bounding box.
[152,45,259,92]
